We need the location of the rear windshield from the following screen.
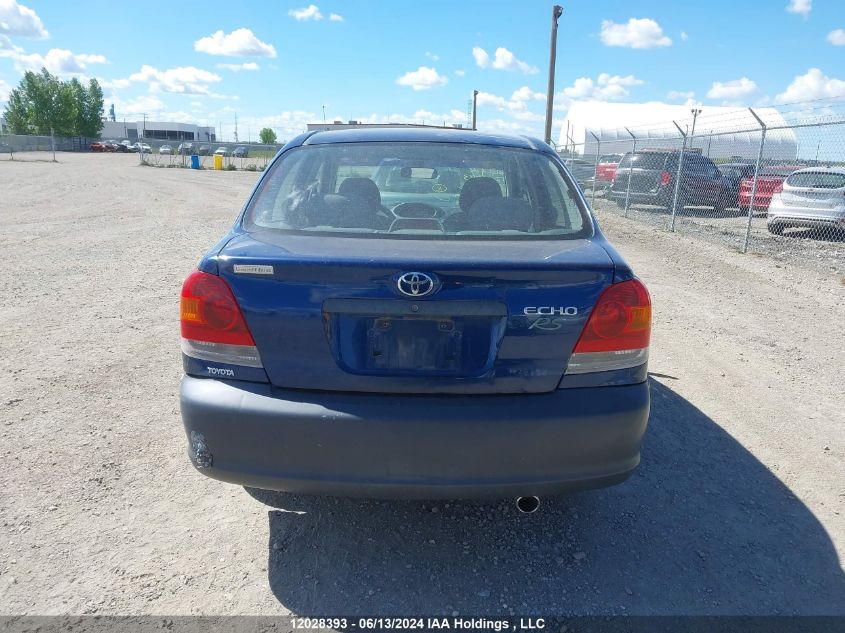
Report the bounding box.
[599,154,622,164]
[720,165,752,178]
[785,171,845,189]
[243,142,591,240]
[617,153,668,170]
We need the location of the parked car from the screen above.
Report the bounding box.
[214,146,230,156]
[197,144,212,156]
[177,142,194,156]
[594,153,623,188]
[767,167,845,235]
[159,144,173,155]
[103,140,119,152]
[717,162,756,209]
[563,157,595,190]
[118,140,136,152]
[89,141,108,152]
[179,128,651,503]
[133,142,152,153]
[233,146,249,158]
[609,149,728,212]
[738,165,801,213]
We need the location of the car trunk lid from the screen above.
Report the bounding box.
[217,231,616,394]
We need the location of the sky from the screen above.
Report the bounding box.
[0,0,844,143]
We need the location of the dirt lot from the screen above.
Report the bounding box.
[0,152,843,616]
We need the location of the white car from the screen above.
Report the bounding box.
[767,167,845,236]
[134,142,152,154]
[214,146,230,156]
[159,144,173,155]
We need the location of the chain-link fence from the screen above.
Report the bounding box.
[0,132,283,171]
[562,106,845,275]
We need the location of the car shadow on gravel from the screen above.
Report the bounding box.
[249,379,845,616]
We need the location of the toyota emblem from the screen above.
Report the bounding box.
[396,272,437,297]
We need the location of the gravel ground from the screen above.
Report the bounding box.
[0,152,843,616]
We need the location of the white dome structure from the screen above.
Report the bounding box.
[559,101,797,161]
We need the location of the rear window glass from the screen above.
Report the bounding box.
[243,142,590,240]
[720,165,752,178]
[618,153,668,170]
[785,171,845,188]
[599,154,622,164]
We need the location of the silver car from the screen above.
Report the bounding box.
[159,144,173,155]
[768,167,845,235]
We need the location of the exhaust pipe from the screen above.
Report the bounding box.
[515,496,540,514]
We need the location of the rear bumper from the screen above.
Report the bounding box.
[609,189,668,206]
[768,210,845,231]
[179,376,650,499]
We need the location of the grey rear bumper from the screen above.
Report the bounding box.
[179,376,650,499]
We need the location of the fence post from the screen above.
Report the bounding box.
[50,127,56,162]
[589,131,601,206]
[623,127,636,217]
[743,108,767,254]
[670,121,687,232]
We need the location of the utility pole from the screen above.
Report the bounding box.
[689,108,701,146]
[471,90,478,130]
[142,113,147,139]
[322,105,327,125]
[544,5,564,145]
[234,113,238,143]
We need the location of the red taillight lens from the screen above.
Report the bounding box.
[180,271,255,346]
[660,171,671,187]
[573,279,651,353]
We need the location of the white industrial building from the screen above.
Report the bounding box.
[100,120,216,142]
[558,102,798,161]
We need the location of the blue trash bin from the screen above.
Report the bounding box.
[190,154,200,169]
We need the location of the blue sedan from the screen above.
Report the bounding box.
[179,128,651,506]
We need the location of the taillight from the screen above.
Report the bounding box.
[565,279,651,375]
[180,271,262,368]
[660,171,671,186]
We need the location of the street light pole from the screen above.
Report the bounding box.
[471,90,478,130]
[690,108,701,147]
[544,5,564,145]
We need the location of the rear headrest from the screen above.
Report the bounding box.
[465,197,533,232]
[338,177,381,208]
[459,177,502,211]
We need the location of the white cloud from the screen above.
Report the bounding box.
[786,0,811,17]
[0,77,10,102]
[129,64,222,95]
[454,69,465,77]
[99,77,130,89]
[194,28,276,57]
[775,67,845,103]
[396,65,448,91]
[329,12,344,21]
[680,31,688,42]
[111,95,166,117]
[705,77,758,100]
[289,4,322,20]
[475,89,544,122]
[0,0,48,38]
[425,51,439,61]
[511,86,545,103]
[216,62,260,72]
[472,46,538,74]
[667,90,694,100]
[827,29,845,45]
[599,18,672,49]
[11,48,107,75]
[561,73,644,101]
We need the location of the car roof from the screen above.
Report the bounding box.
[789,166,845,175]
[299,127,548,151]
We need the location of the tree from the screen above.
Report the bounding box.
[2,68,104,137]
[259,127,277,144]
[3,87,29,134]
